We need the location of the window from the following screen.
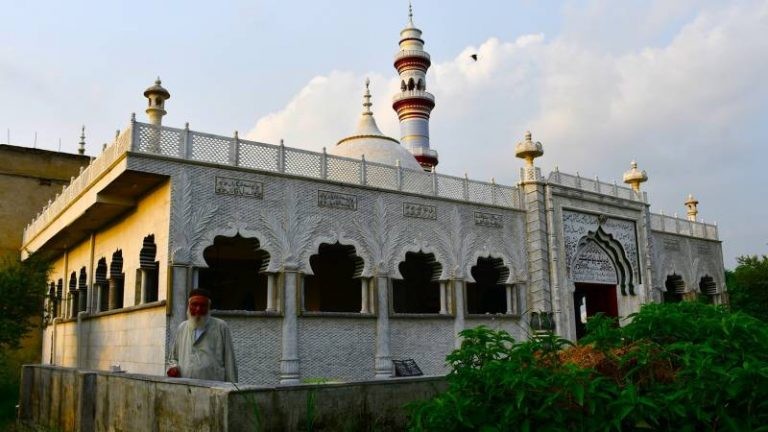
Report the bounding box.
[466,257,511,315]
[699,276,717,304]
[304,242,364,313]
[109,250,124,310]
[55,279,63,317]
[95,258,108,312]
[78,267,87,313]
[138,234,159,303]
[664,274,685,303]
[392,251,442,314]
[68,272,77,318]
[198,235,270,311]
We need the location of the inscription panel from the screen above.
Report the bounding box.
[562,210,638,275]
[318,190,358,211]
[215,176,263,199]
[474,211,503,228]
[572,242,618,284]
[403,202,436,220]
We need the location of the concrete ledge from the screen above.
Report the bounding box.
[18,364,447,431]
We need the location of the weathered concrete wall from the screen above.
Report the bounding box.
[19,364,446,432]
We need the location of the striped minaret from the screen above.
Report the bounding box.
[392,4,438,171]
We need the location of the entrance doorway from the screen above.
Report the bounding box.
[573,283,618,339]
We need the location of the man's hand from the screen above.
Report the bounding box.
[167,366,180,377]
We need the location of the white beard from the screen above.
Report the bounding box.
[187,310,209,330]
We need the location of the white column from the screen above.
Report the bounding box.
[139,269,149,304]
[505,285,513,315]
[374,275,393,379]
[439,281,448,315]
[453,279,465,348]
[280,270,300,384]
[266,273,276,312]
[360,278,370,314]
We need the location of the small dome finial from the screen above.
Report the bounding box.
[362,78,373,115]
[155,76,161,85]
[685,194,699,221]
[623,160,648,192]
[515,130,544,167]
[78,125,86,155]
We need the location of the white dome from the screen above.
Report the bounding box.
[330,80,422,171]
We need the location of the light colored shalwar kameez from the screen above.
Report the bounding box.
[170,316,238,382]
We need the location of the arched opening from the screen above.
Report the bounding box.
[401,80,407,91]
[199,235,270,311]
[571,236,623,340]
[304,242,363,313]
[139,234,159,303]
[68,272,77,318]
[699,275,717,304]
[408,78,415,91]
[417,79,424,90]
[664,274,685,303]
[78,267,87,313]
[392,251,442,314]
[466,257,510,314]
[95,258,108,312]
[56,279,63,317]
[46,282,56,321]
[109,250,124,310]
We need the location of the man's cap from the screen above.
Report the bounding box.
[189,288,211,299]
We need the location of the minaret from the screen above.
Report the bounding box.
[392,3,437,171]
[685,194,699,221]
[143,77,170,126]
[78,125,86,155]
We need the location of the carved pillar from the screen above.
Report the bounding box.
[77,287,87,313]
[107,277,123,310]
[439,281,449,315]
[374,275,393,379]
[139,269,150,303]
[505,285,513,314]
[520,170,553,321]
[453,279,465,348]
[280,269,300,384]
[360,278,370,314]
[266,273,277,312]
[69,289,78,318]
[167,265,192,356]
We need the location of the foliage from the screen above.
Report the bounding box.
[408,302,768,431]
[727,255,768,322]
[0,255,50,350]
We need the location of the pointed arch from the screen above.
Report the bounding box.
[570,227,636,295]
[392,251,443,314]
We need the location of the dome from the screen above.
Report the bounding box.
[330,79,422,171]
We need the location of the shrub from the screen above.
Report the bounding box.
[408,302,768,431]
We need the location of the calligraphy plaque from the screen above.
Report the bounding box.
[474,211,503,228]
[572,242,618,284]
[318,190,358,211]
[215,176,263,199]
[664,239,680,251]
[403,203,436,220]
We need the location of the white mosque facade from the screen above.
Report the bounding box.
[24,11,725,384]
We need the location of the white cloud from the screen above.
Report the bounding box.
[246,1,768,264]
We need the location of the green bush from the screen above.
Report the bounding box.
[408,302,768,431]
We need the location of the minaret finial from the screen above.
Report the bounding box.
[362,78,372,115]
[78,125,86,155]
[408,1,413,24]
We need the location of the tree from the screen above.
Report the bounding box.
[0,255,50,350]
[727,255,768,322]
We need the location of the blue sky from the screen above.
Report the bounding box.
[1,0,766,267]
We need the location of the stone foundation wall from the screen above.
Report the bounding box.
[18,364,446,432]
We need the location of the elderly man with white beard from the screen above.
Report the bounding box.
[166,288,238,382]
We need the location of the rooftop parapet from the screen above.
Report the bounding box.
[22,121,523,248]
[650,212,718,240]
[547,168,645,202]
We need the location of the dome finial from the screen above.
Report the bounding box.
[362,78,372,115]
[78,125,86,155]
[623,160,648,192]
[408,1,414,26]
[515,130,544,167]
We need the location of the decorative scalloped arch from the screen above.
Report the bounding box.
[193,218,275,271]
[391,239,448,280]
[570,227,636,295]
[464,248,513,284]
[307,225,369,277]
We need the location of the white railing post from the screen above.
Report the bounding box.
[278,139,286,173]
[491,178,497,205]
[396,160,403,191]
[360,155,367,186]
[432,169,438,196]
[129,113,138,151]
[320,147,328,180]
[230,131,239,166]
[553,166,560,183]
[575,172,581,188]
[182,123,191,159]
[463,173,470,201]
[594,176,600,192]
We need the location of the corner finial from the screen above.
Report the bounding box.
[362,78,373,115]
[78,125,86,155]
[515,130,544,168]
[623,160,648,192]
[685,193,699,221]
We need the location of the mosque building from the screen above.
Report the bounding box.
[24,7,725,384]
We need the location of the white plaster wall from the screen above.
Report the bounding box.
[220,316,282,385]
[390,318,455,376]
[298,318,377,381]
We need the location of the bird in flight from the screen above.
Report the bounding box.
[470,54,478,61]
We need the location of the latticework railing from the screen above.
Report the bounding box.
[547,169,644,202]
[650,213,718,240]
[22,121,523,246]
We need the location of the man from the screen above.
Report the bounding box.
[167,288,238,382]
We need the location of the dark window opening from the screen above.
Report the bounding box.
[95,258,108,312]
[408,78,415,90]
[664,274,685,303]
[56,279,63,317]
[304,242,363,313]
[68,272,77,317]
[467,257,510,314]
[140,234,159,303]
[198,235,270,311]
[109,250,124,310]
[699,276,717,304]
[392,251,442,314]
[78,267,87,313]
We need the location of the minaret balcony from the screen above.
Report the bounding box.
[392,90,435,106]
[394,49,431,62]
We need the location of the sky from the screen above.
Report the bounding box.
[1,0,766,267]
